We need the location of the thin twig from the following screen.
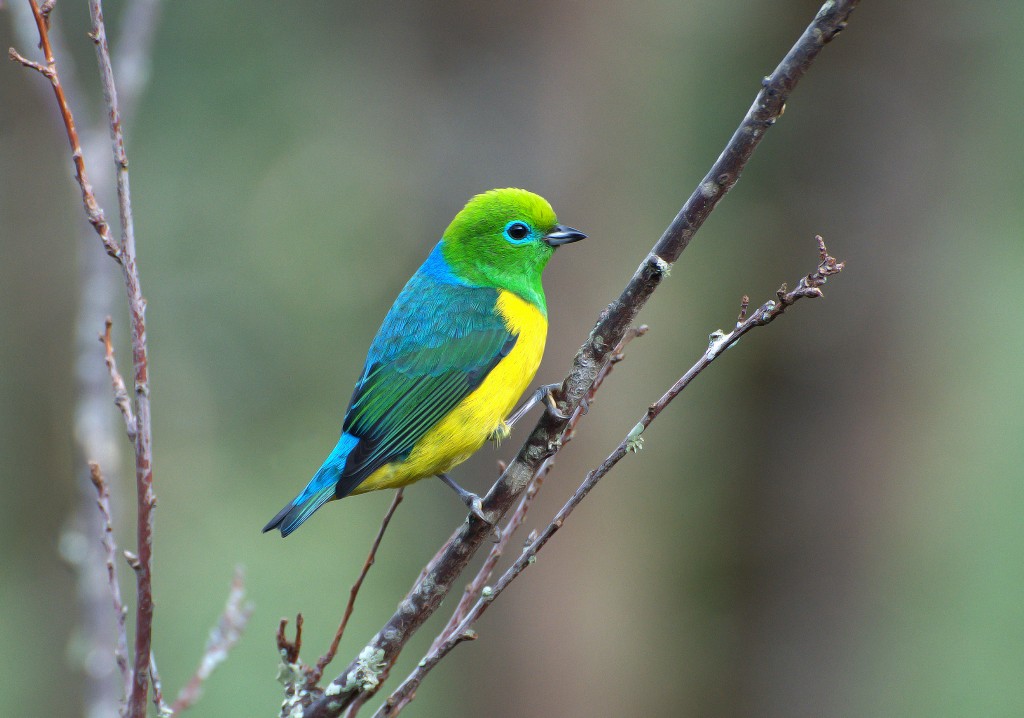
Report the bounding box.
[342,692,372,718]
[84,2,158,714]
[14,1,164,715]
[304,3,859,715]
[278,614,304,665]
[308,489,405,686]
[101,317,136,440]
[378,238,846,715]
[49,0,161,710]
[277,614,305,716]
[87,462,132,699]
[149,653,171,717]
[170,568,254,713]
[7,0,122,260]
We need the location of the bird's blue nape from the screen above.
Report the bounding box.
[263,433,359,536]
[420,242,472,285]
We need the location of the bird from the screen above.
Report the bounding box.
[263,188,586,537]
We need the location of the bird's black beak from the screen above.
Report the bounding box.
[543,224,587,247]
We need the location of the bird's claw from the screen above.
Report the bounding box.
[465,494,502,542]
[543,387,571,420]
[467,493,486,522]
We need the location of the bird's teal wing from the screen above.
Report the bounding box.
[334,271,515,498]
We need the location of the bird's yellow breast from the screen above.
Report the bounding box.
[352,290,547,493]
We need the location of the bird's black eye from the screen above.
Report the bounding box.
[506,222,530,241]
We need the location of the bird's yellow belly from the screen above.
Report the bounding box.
[352,290,547,494]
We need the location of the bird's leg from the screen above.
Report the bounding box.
[437,472,499,533]
[503,383,572,432]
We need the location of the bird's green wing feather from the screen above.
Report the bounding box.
[334,275,514,497]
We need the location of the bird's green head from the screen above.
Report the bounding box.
[440,188,585,314]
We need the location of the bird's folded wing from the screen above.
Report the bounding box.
[335,278,515,497]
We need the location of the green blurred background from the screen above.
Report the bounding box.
[3,1,1023,716]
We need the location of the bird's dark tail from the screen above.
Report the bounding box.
[262,483,335,537]
[263,433,358,537]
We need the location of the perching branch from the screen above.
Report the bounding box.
[431,325,648,654]
[303,1,859,715]
[379,238,846,714]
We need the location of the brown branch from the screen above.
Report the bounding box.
[278,614,304,666]
[379,238,846,715]
[7,0,122,261]
[170,568,254,713]
[14,2,157,714]
[15,0,165,712]
[277,614,306,716]
[101,317,136,440]
[149,653,172,717]
[303,2,859,714]
[308,489,405,687]
[87,462,132,700]
[83,2,157,714]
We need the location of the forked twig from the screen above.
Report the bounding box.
[13,1,158,714]
[308,489,405,686]
[8,0,121,260]
[87,462,132,699]
[101,318,136,440]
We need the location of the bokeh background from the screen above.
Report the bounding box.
[3,1,1023,716]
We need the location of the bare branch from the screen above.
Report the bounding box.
[149,653,172,717]
[379,238,846,715]
[87,462,132,700]
[12,0,167,710]
[302,3,858,714]
[7,0,122,260]
[83,1,158,713]
[278,614,304,664]
[101,317,136,440]
[308,490,405,686]
[170,568,254,714]
[15,1,159,713]
[277,614,306,716]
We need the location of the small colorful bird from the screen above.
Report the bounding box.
[263,188,586,536]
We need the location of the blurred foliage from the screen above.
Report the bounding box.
[3,1,1024,716]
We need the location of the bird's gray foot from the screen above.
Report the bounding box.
[507,382,568,428]
[437,473,502,542]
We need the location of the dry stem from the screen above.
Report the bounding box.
[87,462,132,700]
[308,490,405,686]
[101,318,136,440]
[7,0,121,260]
